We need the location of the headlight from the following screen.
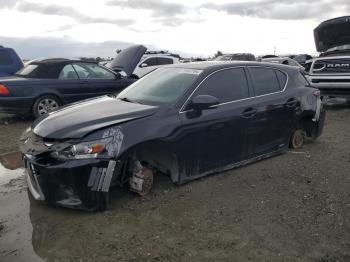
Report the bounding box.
[52,138,113,160]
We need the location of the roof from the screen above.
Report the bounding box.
[30,58,97,65]
[166,60,296,71]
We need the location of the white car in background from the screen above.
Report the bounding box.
[108,45,180,79]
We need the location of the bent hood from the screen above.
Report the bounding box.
[314,16,350,52]
[33,96,158,139]
[109,45,147,76]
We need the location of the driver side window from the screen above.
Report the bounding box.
[72,63,116,79]
[72,63,89,79]
[58,64,78,79]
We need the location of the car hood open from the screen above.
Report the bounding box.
[314,16,350,52]
[109,45,147,76]
[33,96,158,139]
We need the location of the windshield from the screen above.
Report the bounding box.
[117,67,202,106]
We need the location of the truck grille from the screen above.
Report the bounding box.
[312,58,350,74]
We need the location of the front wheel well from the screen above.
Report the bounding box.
[115,141,179,185]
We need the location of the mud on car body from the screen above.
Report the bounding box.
[20,61,325,211]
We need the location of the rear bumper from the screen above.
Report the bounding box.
[0,97,33,114]
[24,155,118,211]
[314,107,326,138]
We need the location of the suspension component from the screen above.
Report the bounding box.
[129,160,154,196]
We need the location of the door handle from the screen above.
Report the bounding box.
[241,107,257,118]
[285,98,298,107]
[80,80,89,84]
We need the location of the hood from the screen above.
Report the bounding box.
[314,16,350,52]
[33,96,158,139]
[109,45,147,76]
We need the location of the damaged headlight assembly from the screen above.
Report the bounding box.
[51,138,113,160]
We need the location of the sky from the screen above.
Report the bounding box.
[0,0,348,59]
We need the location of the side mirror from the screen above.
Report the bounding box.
[116,71,127,79]
[190,95,219,111]
[140,63,148,68]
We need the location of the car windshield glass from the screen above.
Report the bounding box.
[117,68,202,106]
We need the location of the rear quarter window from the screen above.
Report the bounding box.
[294,72,310,87]
[275,70,287,89]
[0,50,13,66]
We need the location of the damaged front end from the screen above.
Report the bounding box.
[20,126,127,211]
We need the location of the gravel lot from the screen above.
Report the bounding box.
[0,103,349,262]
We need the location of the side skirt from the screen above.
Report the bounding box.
[179,148,286,184]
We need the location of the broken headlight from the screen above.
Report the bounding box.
[52,138,113,160]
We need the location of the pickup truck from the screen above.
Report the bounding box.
[306,16,350,98]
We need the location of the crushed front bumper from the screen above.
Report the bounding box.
[23,155,118,211]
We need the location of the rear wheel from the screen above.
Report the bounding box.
[289,129,305,149]
[32,95,61,118]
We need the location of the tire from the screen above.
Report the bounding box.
[32,95,61,118]
[289,129,305,149]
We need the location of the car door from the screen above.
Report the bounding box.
[246,67,295,156]
[55,64,82,103]
[72,62,129,98]
[178,67,255,181]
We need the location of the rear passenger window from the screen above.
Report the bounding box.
[275,70,287,89]
[249,67,280,95]
[195,68,249,103]
[0,51,13,66]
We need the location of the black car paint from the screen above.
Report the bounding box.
[0,59,136,115]
[19,62,325,211]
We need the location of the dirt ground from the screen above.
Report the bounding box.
[0,102,349,262]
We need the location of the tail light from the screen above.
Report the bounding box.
[0,84,9,95]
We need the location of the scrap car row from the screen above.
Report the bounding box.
[0,16,349,211]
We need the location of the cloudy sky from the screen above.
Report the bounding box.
[0,0,348,59]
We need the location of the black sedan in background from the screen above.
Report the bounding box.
[0,58,136,117]
[20,61,325,211]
